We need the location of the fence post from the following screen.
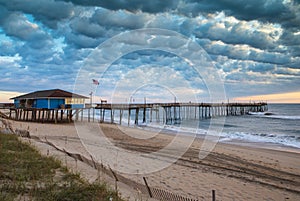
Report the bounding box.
[143,177,153,198]
[109,166,119,200]
[212,190,216,201]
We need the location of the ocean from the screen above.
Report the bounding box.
[214,104,300,148]
[139,104,300,149]
[87,104,300,149]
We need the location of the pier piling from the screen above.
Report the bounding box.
[4,102,267,124]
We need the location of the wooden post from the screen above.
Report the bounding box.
[42,109,45,123]
[169,106,172,123]
[47,110,51,121]
[128,109,131,125]
[22,109,26,120]
[92,107,95,122]
[135,108,139,125]
[156,107,159,123]
[14,109,17,120]
[68,109,72,123]
[212,190,216,201]
[31,109,34,121]
[55,109,58,124]
[60,109,63,121]
[143,177,153,198]
[37,110,41,121]
[75,109,79,121]
[143,107,146,123]
[162,107,166,124]
[51,109,55,121]
[174,106,177,122]
[44,110,47,122]
[102,109,105,122]
[165,107,168,124]
[226,105,229,116]
[111,109,114,124]
[109,167,118,198]
[119,109,123,125]
[26,110,29,121]
[19,109,22,120]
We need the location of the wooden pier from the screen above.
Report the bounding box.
[2,102,268,125]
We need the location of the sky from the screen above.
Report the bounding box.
[0,0,299,103]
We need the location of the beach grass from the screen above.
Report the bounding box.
[0,133,123,201]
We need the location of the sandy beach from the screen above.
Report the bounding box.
[3,119,300,201]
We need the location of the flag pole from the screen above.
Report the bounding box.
[91,79,99,107]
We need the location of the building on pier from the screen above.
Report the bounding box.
[11,89,88,109]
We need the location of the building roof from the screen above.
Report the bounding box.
[11,89,88,100]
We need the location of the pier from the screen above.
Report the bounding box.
[2,102,268,124]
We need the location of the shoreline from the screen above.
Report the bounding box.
[2,120,300,200]
[134,123,300,154]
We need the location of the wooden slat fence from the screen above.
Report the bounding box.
[39,137,200,201]
[151,187,198,201]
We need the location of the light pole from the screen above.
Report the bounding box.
[89,91,93,108]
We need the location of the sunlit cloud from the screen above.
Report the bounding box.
[235,91,300,103]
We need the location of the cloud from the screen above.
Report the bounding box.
[102,65,205,103]
[0,0,74,28]
[179,0,299,29]
[0,54,22,68]
[61,0,179,13]
[70,17,106,38]
[235,91,300,103]
[0,11,60,64]
[91,8,149,30]
[0,0,299,102]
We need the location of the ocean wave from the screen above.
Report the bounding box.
[139,122,300,149]
[218,131,300,148]
[263,115,300,120]
[247,111,267,115]
[248,111,300,120]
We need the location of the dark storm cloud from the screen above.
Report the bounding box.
[60,0,300,30]
[60,0,179,13]
[183,0,285,19]
[0,0,74,28]
[181,0,299,30]
[2,13,51,47]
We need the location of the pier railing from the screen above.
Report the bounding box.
[2,102,268,124]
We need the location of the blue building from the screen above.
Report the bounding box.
[11,89,88,109]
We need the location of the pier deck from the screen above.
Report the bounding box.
[2,102,267,124]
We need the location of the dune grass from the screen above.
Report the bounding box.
[0,133,123,201]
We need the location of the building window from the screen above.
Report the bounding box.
[65,98,84,104]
